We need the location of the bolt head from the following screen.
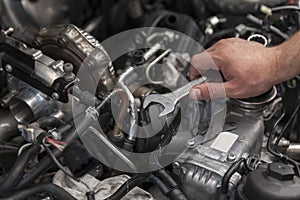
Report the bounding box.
[172,162,180,169]
[51,92,59,100]
[186,139,195,147]
[227,154,236,162]
[5,64,12,72]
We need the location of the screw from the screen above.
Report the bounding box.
[186,139,195,147]
[51,92,59,100]
[5,64,12,72]
[3,27,14,35]
[227,154,236,162]
[172,162,180,169]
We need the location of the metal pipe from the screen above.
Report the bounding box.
[287,144,300,160]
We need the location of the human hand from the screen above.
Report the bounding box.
[189,38,281,100]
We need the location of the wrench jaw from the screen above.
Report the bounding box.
[143,95,157,109]
[143,94,176,117]
[143,94,166,109]
[158,104,175,117]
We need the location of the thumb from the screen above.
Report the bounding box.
[189,82,227,100]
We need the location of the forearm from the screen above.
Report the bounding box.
[274,32,300,84]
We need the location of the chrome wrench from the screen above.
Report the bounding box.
[143,76,207,117]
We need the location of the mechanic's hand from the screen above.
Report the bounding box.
[189,38,280,100]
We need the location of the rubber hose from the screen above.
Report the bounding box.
[0,144,40,195]
[36,116,65,129]
[221,157,245,194]
[104,175,148,200]
[157,169,178,189]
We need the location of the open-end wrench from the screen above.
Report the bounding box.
[143,76,207,117]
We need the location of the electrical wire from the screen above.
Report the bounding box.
[45,137,67,151]
[42,140,91,192]
[266,104,300,175]
[274,102,300,149]
[221,157,246,194]
[17,143,33,156]
[271,5,300,12]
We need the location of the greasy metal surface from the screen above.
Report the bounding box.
[174,101,265,200]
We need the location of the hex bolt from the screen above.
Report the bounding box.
[227,154,236,162]
[5,64,12,72]
[51,92,60,100]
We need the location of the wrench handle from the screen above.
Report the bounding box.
[172,76,207,102]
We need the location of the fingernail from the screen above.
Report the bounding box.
[189,88,201,100]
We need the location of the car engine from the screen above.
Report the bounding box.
[1,0,300,200]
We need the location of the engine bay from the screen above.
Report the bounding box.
[1,0,300,200]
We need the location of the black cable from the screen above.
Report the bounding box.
[267,112,285,157]
[0,183,76,200]
[0,144,40,195]
[104,174,172,200]
[42,143,91,192]
[155,170,188,200]
[103,174,148,200]
[274,102,300,149]
[15,114,95,190]
[221,157,245,194]
[36,116,65,129]
[157,169,177,189]
[266,106,300,175]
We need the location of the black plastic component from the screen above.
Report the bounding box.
[62,140,97,177]
[131,50,144,66]
[238,162,300,200]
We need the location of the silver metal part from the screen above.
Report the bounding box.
[8,77,56,124]
[173,102,265,200]
[0,108,18,140]
[53,170,154,200]
[287,144,300,160]
[32,51,65,87]
[143,76,207,117]
[247,34,268,47]
[232,86,277,113]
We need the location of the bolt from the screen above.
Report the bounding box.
[57,37,67,48]
[186,139,195,147]
[5,64,12,72]
[3,27,14,36]
[63,63,75,81]
[51,92,59,100]
[172,162,180,169]
[227,154,236,162]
